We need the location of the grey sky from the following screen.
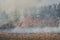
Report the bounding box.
[0,0,60,21]
[0,0,60,13]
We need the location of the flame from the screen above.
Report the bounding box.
[15,16,32,27]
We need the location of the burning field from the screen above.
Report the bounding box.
[0,0,60,40]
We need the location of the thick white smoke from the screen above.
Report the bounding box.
[1,26,60,33]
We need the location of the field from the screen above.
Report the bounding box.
[0,33,60,40]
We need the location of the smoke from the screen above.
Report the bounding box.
[0,0,41,22]
[0,0,60,21]
[12,26,60,33]
[0,0,60,33]
[0,0,60,13]
[1,26,60,33]
[37,0,60,7]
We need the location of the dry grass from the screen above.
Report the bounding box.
[0,33,60,40]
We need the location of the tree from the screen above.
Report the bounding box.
[0,10,8,25]
[56,3,60,18]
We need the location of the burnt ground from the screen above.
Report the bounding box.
[0,33,60,40]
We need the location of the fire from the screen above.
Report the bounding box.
[15,16,59,27]
[16,23,20,27]
[15,16,32,27]
[21,16,32,27]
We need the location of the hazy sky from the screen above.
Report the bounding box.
[0,0,60,21]
[0,0,60,13]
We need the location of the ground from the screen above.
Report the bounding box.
[0,33,60,40]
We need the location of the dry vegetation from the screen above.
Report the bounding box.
[0,33,60,40]
[16,16,59,27]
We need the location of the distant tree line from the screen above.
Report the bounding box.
[28,3,60,20]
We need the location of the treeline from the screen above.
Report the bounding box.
[23,3,60,27]
[29,3,60,20]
